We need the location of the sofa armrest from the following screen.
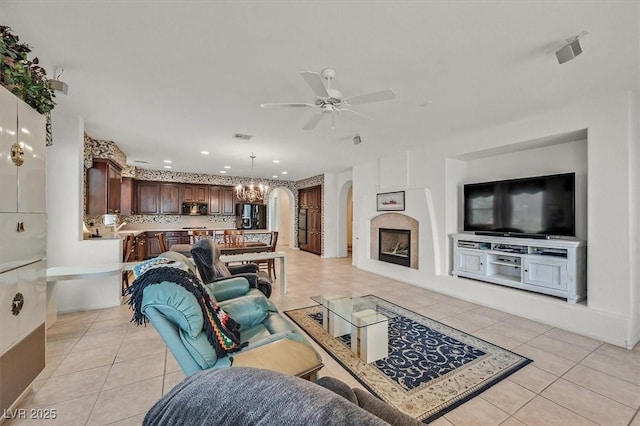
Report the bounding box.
[205,277,251,302]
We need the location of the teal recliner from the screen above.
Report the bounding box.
[137,253,319,376]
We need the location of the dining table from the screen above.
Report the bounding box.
[168,241,269,257]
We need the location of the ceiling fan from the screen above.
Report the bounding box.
[260,68,396,130]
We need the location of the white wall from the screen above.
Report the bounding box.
[352,91,639,348]
[47,104,121,312]
[269,187,292,246]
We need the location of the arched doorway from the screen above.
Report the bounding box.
[268,187,295,247]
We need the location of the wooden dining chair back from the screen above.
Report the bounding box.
[157,232,169,253]
[255,231,279,280]
[122,234,135,293]
[189,230,214,244]
[223,229,245,247]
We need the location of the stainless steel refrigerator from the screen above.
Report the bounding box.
[236,203,267,229]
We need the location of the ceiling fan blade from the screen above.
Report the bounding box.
[302,113,324,130]
[342,89,396,106]
[260,103,316,108]
[341,108,373,122]
[301,72,329,98]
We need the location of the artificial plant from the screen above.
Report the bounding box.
[0,25,55,114]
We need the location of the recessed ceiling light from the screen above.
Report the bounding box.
[220,170,227,174]
[272,160,280,163]
[164,160,172,163]
[224,165,231,169]
[164,165,172,169]
[201,151,209,155]
[281,171,288,175]
[272,175,278,178]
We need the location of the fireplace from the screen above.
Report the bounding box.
[378,228,411,267]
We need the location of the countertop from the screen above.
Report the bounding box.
[83,228,273,241]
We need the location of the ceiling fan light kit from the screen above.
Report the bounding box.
[261,67,396,130]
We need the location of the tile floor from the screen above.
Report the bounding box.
[7,247,640,425]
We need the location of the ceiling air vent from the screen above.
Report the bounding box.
[233,133,252,141]
[134,160,150,164]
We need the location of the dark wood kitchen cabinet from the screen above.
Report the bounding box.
[145,231,162,258]
[136,181,160,215]
[181,185,208,204]
[209,186,236,215]
[120,177,134,215]
[159,183,181,214]
[86,159,122,214]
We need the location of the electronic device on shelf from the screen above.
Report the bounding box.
[463,172,575,239]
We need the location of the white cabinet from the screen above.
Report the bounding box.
[451,233,586,303]
[0,86,47,414]
[0,86,46,214]
[454,249,487,275]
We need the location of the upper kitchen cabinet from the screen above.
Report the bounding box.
[135,181,160,215]
[0,86,46,213]
[181,185,208,204]
[209,186,235,215]
[86,159,122,214]
[159,183,181,214]
[120,177,134,215]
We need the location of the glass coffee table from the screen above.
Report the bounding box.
[311,294,397,363]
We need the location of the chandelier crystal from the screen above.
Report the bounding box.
[236,153,268,203]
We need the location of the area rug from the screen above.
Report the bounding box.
[285,295,532,423]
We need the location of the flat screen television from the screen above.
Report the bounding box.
[463,173,575,238]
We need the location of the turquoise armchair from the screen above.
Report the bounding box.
[139,273,317,376]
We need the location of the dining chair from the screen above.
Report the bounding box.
[157,232,169,252]
[223,229,245,247]
[189,230,214,244]
[122,234,135,293]
[255,231,278,280]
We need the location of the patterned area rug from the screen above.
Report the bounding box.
[285,295,532,423]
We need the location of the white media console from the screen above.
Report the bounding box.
[451,233,587,303]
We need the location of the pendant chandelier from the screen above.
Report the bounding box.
[236,152,268,203]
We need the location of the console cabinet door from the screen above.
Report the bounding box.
[454,249,487,275]
[523,257,568,290]
[0,88,18,213]
[16,100,46,214]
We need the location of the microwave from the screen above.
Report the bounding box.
[182,202,208,216]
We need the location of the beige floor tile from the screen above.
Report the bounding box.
[470,306,513,322]
[162,371,187,395]
[85,317,132,335]
[513,344,576,376]
[54,310,100,326]
[542,378,635,425]
[14,393,98,426]
[96,305,132,321]
[30,366,110,405]
[543,328,603,351]
[631,413,640,426]
[429,416,455,425]
[87,376,163,425]
[115,337,167,362]
[46,336,79,358]
[443,396,509,425]
[503,317,553,334]
[473,328,523,350]
[439,310,499,333]
[72,329,127,352]
[581,351,640,385]
[480,380,536,414]
[36,355,65,381]
[105,413,147,425]
[52,344,119,377]
[527,334,592,362]
[164,350,182,374]
[563,364,640,409]
[45,323,89,342]
[594,343,640,367]
[482,322,540,344]
[103,352,165,390]
[499,417,527,425]
[507,365,558,393]
[513,396,597,426]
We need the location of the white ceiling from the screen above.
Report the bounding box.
[2,1,638,181]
